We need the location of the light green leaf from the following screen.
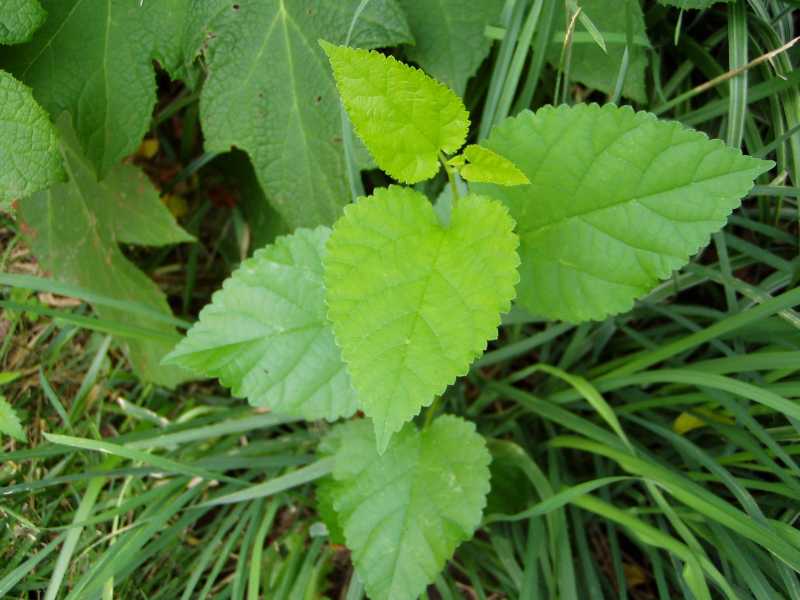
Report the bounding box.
[658,0,732,8]
[164,228,358,422]
[17,117,192,387]
[395,0,503,95]
[2,0,189,177]
[325,186,519,451]
[327,416,490,600]
[474,104,773,323]
[0,395,25,442]
[192,0,412,228]
[321,42,470,184]
[0,0,46,45]
[0,70,64,208]
[549,0,650,102]
[454,144,530,186]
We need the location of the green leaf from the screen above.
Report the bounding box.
[326,416,491,600]
[325,186,519,451]
[658,0,732,8]
[0,0,46,45]
[473,104,774,323]
[315,476,346,545]
[549,0,651,102]
[0,395,25,442]
[395,0,504,95]
[454,144,530,186]
[192,0,412,228]
[321,42,470,184]
[164,228,358,422]
[0,70,64,208]
[16,117,192,387]
[2,0,189,177]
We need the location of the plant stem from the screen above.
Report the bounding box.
[440,152,460,204]
[423,396,442,428]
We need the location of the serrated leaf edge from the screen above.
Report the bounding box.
[483,102,773,322]
[320,40,471,184]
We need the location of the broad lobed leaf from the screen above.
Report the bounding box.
[323,416,491,600]
[194,0,412,228]
[474,103,773,323]
[17,117,192,387]
[321,42,470,184]
[2,0,189,177]
[325,186,519,452]
[164,228,358,422]
[395,0,504,96]
[0,70,64,209]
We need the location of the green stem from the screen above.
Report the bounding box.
[423,396,442,429]
[440,153,460,204]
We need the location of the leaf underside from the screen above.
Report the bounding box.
[325,416,491,600]
[0,0,46,45]
[17,117,192,387]
[321,42,470,184]
[0,396,26,442]
[395,0,504,96]
[474,103,773,323]
[2,0,189,177]
[324,186,519,451]
[193,0,412,228]
[0,70,64,207]
[164,228,358,422]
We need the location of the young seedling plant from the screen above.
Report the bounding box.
[164,42,772,600]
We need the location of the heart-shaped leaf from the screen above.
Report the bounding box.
[323,415,490,600]
[191,2,412,227]
[325,186,519,451]
[164,228,358,422]
[321,42,469,184]
[473,104,773,322]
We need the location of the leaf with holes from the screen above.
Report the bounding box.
[2,0,189,177]
[190,0,412,228]
[321,42,469,184]
[17,117,193,387]
[325,416,491,600]
[395,0,504,95]
[325,186,519,451]
[164,227,358,422]
[473,104,773,323]
[0,70,64,210]
[0,0,46,45]
[0,396,25,442]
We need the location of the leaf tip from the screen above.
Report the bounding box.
[318,38,336,56]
